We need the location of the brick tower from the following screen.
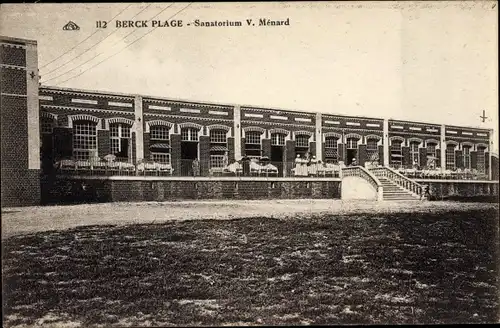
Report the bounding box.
[1,36,41,207]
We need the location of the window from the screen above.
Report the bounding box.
[463,145,471,169]
[245,131,262,157]
[477,146,486,173]
[210,155,225,168]
[410,141,420,165]
[210,129,227,143]
[181,127,199,141]
[151,152,170,164]
[445,144,456,170]
[110,123,131,158]
[150,125,170,141]
[426,142,438,169]
[325,137,338,149]
[366,139,378,151]
[426,143,436,156]
[73,121,97,160]
[295,135,309,148]
[325,137,338,163]
[245,131,261,145]
[271,133,285,146]
[346,138,358,149]
[40,117,54,134]
[390,140,403,166]
[366,138,378,162]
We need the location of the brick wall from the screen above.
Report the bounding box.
[41,178,342,203]
[199,136,210,176]
[471,151,477,169]
[402,146,410,167]
[227,137,235,162]
[41,177,498,205]
[1,95,28,168]
[378,145,384,165]
[170,134,181,175]
[1,41,41,207]
[358,144,367,166]
[262,139,271,158]
[286,140,296,163]
[455,150,463,169]
[338,143,344,163]
[309,141,316,157]
[419,148,427,167]
[98,130,110,158]
[1,67,27,94]
[1,168,40,207]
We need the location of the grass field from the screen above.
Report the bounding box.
[2,202,499,326]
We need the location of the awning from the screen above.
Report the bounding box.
[325,150,338,158]
[210,145,228,152]
[150,143,171,149]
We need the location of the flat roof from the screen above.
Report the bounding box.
[40,85,493,133]
[0,35,37,45]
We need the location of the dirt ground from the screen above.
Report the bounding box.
[2,199,498,238]
[2,203,499,326]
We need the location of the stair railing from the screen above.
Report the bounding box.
[370,166,424,198]
[342,166,384,201]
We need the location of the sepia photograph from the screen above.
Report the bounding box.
[1,1,498,326]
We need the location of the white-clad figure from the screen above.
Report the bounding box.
[299,157,307,177]
[309,155,318,176]
[294,154,302,176]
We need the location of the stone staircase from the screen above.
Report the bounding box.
[378,176,421,201]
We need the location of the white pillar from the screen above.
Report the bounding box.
[488,128,493,180]
[383,119,389,166]
[134,95,144,163]
[440,124,446,171]
[233,105,242,160]
[315,113,322,161]
[26,41,40,170]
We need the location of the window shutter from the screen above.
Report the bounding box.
[53,127,73,159]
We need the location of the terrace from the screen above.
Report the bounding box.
[51,156,342,178]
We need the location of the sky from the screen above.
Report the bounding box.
[1,1,498,152]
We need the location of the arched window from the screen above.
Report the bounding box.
[324,136,338,163]
[410,141,420,165]
[346,138,358,149]
[110,123,131,159]
[271,133,285,146]
[445,144,456,170]
[295,135,309,148]
[390,139,403,166]
[477,146,486,174]
[210,129,227,144]
[73,120,97,160]
[245,131,262,159]
[462,145,471,169]
[294,134,309,158]
[210,129,228,168]
[40,117,55,135]
[181,127,199,142]
[150,125,170,164]
[426,142,439,169]
[366,138,379,162]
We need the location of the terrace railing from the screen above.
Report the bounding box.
[342,166,383,201]
[370,166,424,198]
[54,158,341,178]
[392,167,489,180]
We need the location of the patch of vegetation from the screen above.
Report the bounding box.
[2,209,499,326]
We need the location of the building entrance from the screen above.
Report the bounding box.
[271,146,284,176]
[346,149,357,166]
[181,142,198,175]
